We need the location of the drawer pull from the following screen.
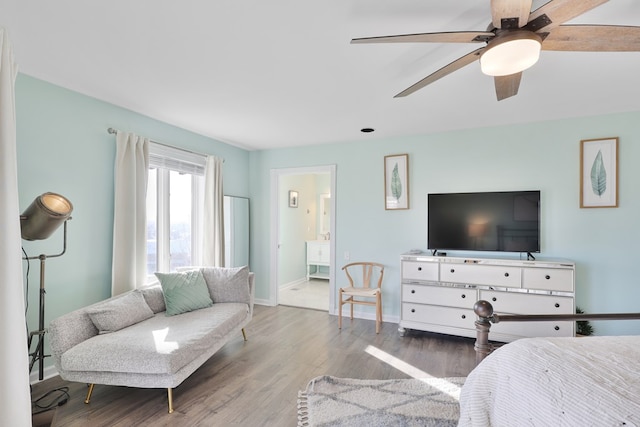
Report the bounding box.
[411,309,415,313]
[555,303,560,308]
[545,275,551,280]
[461,294,466,299]
[461,314,466,319]
[418,267,422,271]
[492,297,497,302]
[450,269,455,273]
[411,290,416,294]
[504,272,509,277]
[554,326,560,331]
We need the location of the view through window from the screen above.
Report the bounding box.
[146,143,205,282]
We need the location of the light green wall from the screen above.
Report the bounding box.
[15,72,640,372]
[16,74,250,372]
[250,112,640,336]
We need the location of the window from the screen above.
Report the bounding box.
[146,143,206,282]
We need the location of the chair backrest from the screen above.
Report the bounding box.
[342,262,384,289]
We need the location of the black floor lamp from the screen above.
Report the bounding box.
[20,192,73,381]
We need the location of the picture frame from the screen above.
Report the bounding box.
[580,137,618,208]
[384,154,409,210]
[288,190,299,208]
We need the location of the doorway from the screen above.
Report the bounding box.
[270,165,336,313]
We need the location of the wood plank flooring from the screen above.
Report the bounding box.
[31,305,476,426]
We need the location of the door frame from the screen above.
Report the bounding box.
[269,165,336,314]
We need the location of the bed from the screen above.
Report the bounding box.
[458,300,640,426]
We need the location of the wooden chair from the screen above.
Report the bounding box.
[338,262,385,333]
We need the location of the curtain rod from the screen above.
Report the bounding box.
[107,127,223,162]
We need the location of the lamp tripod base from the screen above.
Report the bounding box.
[28,329,49,381]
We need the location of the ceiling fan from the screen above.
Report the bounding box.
[351,0,640,100]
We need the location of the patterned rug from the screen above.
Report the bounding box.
[297,375,465,426]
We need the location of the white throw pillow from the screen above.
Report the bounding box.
[200,266,250,303]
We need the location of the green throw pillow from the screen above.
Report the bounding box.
[155,270,213,316]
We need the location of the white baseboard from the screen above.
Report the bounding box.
[254,300,399,324]
[335,309,399,325]
[254,298,273,306]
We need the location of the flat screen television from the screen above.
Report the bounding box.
[427,190,540,254]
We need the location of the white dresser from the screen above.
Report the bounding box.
[399,253,575,342]
[306,241,330,280]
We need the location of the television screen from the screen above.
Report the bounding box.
[427,191,540,253]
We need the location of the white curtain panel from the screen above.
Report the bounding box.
[112,131,149,295]
[0,28,32,426]
[202,155,225,266]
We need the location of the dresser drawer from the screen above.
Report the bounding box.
[523,267,574,292]
[441,263,521,288]
[490,320,574,338]
[480,290,573,315]
[402,261,439,282]
[403,284,475,308]
[402,303,475,329]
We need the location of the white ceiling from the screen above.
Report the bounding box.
[2,0,639,151]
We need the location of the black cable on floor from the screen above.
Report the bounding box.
[32,387,70,415]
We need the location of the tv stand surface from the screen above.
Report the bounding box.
[398,253,575,342]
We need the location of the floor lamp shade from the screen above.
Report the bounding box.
[21,192,73,241]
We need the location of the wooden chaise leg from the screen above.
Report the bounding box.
[242,328,247,341]
[167,388,174,414]
[84,383,95,404]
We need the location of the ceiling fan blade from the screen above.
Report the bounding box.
[351,31,493,44]
[526,0,608,33]
[542,25,640,51]
[394,47,484,98]
[494,73,522,101]
[491,0,533,29]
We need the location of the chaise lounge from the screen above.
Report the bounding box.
[48,266,254,413]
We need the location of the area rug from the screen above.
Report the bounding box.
[297,375,465,426]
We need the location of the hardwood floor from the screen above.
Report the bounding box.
[31,305,476,426]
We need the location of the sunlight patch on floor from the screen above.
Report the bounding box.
[364,345,462,400]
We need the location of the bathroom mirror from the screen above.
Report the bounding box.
[319,193,330,236]
[223,196,249,267]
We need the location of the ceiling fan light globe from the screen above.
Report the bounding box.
[480,31,542,77]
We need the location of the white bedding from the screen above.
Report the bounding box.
[458,336,640,426]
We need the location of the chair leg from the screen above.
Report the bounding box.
[376,294,382,334]
[338,291,343,329]
[84,383,95,404]
[167,388,174,414]
[242,328,247,341]
[350,298,354,320]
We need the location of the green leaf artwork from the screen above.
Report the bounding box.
[590,150,607,196]
[391,163,402,201]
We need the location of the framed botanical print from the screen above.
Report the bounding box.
[580,137,618,208]
[384,154,409,210]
